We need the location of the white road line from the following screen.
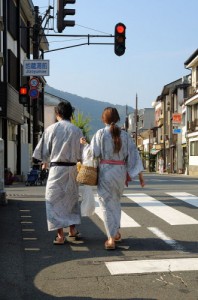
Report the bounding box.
[94,196,140,228]
[124,193,198,225]
[105,258,198,275]
[148,227,186,252]
[166,192,198,208]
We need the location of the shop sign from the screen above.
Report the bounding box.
[172,113,182,124]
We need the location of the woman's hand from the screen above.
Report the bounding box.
[80,137,87,145]
[42,163,48,170]
[139,172,145,188]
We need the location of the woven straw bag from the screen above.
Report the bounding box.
[76,165,98,186]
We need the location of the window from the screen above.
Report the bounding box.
[21,18,28,52]
[190,141,198,156]
[8,0,17,40]
[194,104,198,119]
[8,50,17,90]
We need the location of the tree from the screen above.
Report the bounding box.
[72,111,91,142]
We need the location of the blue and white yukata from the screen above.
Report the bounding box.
[83,125,144,238]
[33,120,83,231]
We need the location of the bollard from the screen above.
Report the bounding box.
[0,138,7,205]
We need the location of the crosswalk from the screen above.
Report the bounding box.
[93,191,198,276]
[94,192,198,227]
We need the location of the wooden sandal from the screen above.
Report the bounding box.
[104,240,116,250]
[53,236,66,245]
[115,232,122,242]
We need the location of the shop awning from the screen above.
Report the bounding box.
[150,149,161,155]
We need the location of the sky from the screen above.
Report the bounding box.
[32,0,198,109]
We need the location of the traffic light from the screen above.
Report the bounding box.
[19,85,29,105]
[114,23,126,56]
[57,0,76,33]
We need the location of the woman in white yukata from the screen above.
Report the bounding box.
[80,107,145,250]
[33,101,83,245]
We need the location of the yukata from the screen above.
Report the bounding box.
[158,158,164,174]
[33,120,83,231]
[84,125,144,238]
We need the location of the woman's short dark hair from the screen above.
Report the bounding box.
[54,101,75,120]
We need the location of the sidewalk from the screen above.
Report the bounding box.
[0,191,25,299]
[0,184,49,299]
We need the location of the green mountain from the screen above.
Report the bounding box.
[45,85,134,136]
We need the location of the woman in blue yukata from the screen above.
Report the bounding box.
[80,107,145,250]
[33,101,83,245]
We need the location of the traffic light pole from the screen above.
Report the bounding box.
[32,6,40,150]
[42,34,114,54]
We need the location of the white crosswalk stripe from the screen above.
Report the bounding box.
[166,192,198,208]
[148,227,186,253]
[124,193,198,225]
[92,191,198,276]
[94,195,140,227]
[105,258,198,275]
[94,192,198,227]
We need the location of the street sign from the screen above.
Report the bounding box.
[23,59,50,76]
[172,113,182,124]
[29,77,40,88]
[29,89,39,99]
[173,128,182,134]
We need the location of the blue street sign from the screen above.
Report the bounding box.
[173,128,182,134]
[29,88,39,99]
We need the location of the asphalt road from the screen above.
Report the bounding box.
[0,173,198,300]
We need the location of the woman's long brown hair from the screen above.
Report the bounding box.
[101,107,122,152]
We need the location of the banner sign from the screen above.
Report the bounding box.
[172,113,182,124]
[23,59,50,76]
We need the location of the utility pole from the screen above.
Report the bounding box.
[135,93,138,146]
[32,6,41,150]
[125,105,129,132]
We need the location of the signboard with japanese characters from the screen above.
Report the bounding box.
[23,59,50,76]
[172,113,182,124]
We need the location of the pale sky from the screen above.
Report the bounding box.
[32,0,197,109]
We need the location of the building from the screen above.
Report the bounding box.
[184,49,198,176]
[0,0,48,179]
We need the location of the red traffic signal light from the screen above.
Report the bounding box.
[57,0,76,33]
[114,23,126,56]
[19,86,29,105]
[19,86,28,95]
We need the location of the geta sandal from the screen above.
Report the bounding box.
[115,232,122,242]
[53,236,66,245]
[104,240,116,250]
[68,230,80,238]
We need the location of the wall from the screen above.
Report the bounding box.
[189,136,198,175]
[21,143,32,180]
[7,140,16,174]
[44,105,56,129]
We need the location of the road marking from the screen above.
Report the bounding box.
[94,196,140,228]
[20,221,33,224]
[148,227,186,252]
[166,192,198,208]
[105,258,198,275]
[124,193,198,225]
[23,237,38,240]
[24,248,40,251]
